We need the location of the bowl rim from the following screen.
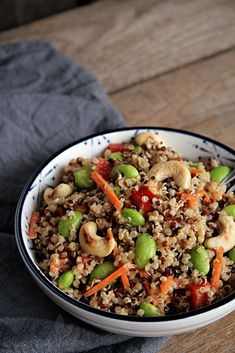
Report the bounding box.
[15,126,235,322]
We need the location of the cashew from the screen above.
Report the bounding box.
[135,132,165,146]
[44,183,73,204]
[146,160,191,192]
[205,214,235,253]
[79,222,116,257]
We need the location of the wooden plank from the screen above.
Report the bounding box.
[111,49,235,148]
[158,312,235,353]
[1,0,235,93]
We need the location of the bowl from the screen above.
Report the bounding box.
[15,127,235,337]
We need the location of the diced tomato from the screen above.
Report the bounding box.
[108,144,129,152]
[188,283,210,309]
[95,158,113,180]
[131,186,156,214]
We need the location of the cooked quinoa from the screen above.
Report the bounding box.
[29,133,235,316]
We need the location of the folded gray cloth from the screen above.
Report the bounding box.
[0,42,169,353]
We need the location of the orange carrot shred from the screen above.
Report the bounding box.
[182,189,210,208]
[84,263,129,297]
[143,282,158,305]
[91,171,123,211]
[107,227,114,240]
[138,269,149,278]
[160,275,174,296]
[113,245,120,257]
[189,168,202,175]
[29,211,40,239]
[211,247,224,289]
[182,192,197,208]
[121,271,130,290]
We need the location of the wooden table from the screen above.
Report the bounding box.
[1,0,234,351]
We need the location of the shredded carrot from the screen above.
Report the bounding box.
[107,227,114,240]
[189,168,202,175]
[143,282,158,305]
[211,247,224,289]
[29,211,40,239]
[91,171,123,211]
[84,263,129,297]
[121,271,130,290]
[182,192,198,208]
[138,269,149,278]
[113,245,120,257]
[160,275,174,296]
[182,189,210,208]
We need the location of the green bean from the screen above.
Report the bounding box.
[109,152,123,161]
[135,233,157,268]
[134,146,143,154]
[221,204,235,220]
[74,165,95,190]
[111,164,139,179]
[228,247,235,263]
[58,270,74,288]
[190,245,210,275]
[58,211,83,238]
[140,302,161,317]
[90,261,115,282]
[210,166,231,183]
[121,208,145,226]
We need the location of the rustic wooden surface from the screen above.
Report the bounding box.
[1,0,234,351]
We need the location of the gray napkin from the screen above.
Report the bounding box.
[0,42,168,353]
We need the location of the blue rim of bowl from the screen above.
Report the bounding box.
[15,126,235,322]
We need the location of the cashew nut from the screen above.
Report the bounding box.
[205,214,235,252]
[146,160,191,191]
[44,183,73,204]
[135,132,165,146]
[79,221,116,257]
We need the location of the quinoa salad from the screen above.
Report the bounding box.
[28,132,235,317]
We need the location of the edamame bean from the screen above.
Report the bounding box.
[228,247,235,262]
[111,164,139,179]
[74,166,95,190]
[140,302,161,317]
[121,208,145,226]
[58,270,74,288]
[58,211,83,238]
[113,184,121,195]
[134,146,143,154]
[191,245,210,275]
[210,166,231,183]
[135,233,157,268]
[221,204,235,220]
[109,152,123,161]
[90,261,115,282]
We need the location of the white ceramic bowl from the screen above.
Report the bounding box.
[15,127,235,337]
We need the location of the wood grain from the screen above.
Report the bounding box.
[111,49,235,148]
[0,0,235,352]
[1,0,235,93]
[158,311,235,353]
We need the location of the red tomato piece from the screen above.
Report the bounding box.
[95,158,113,180]
[108,144,129,152]
[188,283,210,309]
[131,186,155,214]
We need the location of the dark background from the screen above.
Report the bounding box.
[0,0,94,31]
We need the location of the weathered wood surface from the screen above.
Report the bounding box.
[1,0,235,93]
[0,0,235,352]
[111,49,235,148]
[158,311,235,353]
